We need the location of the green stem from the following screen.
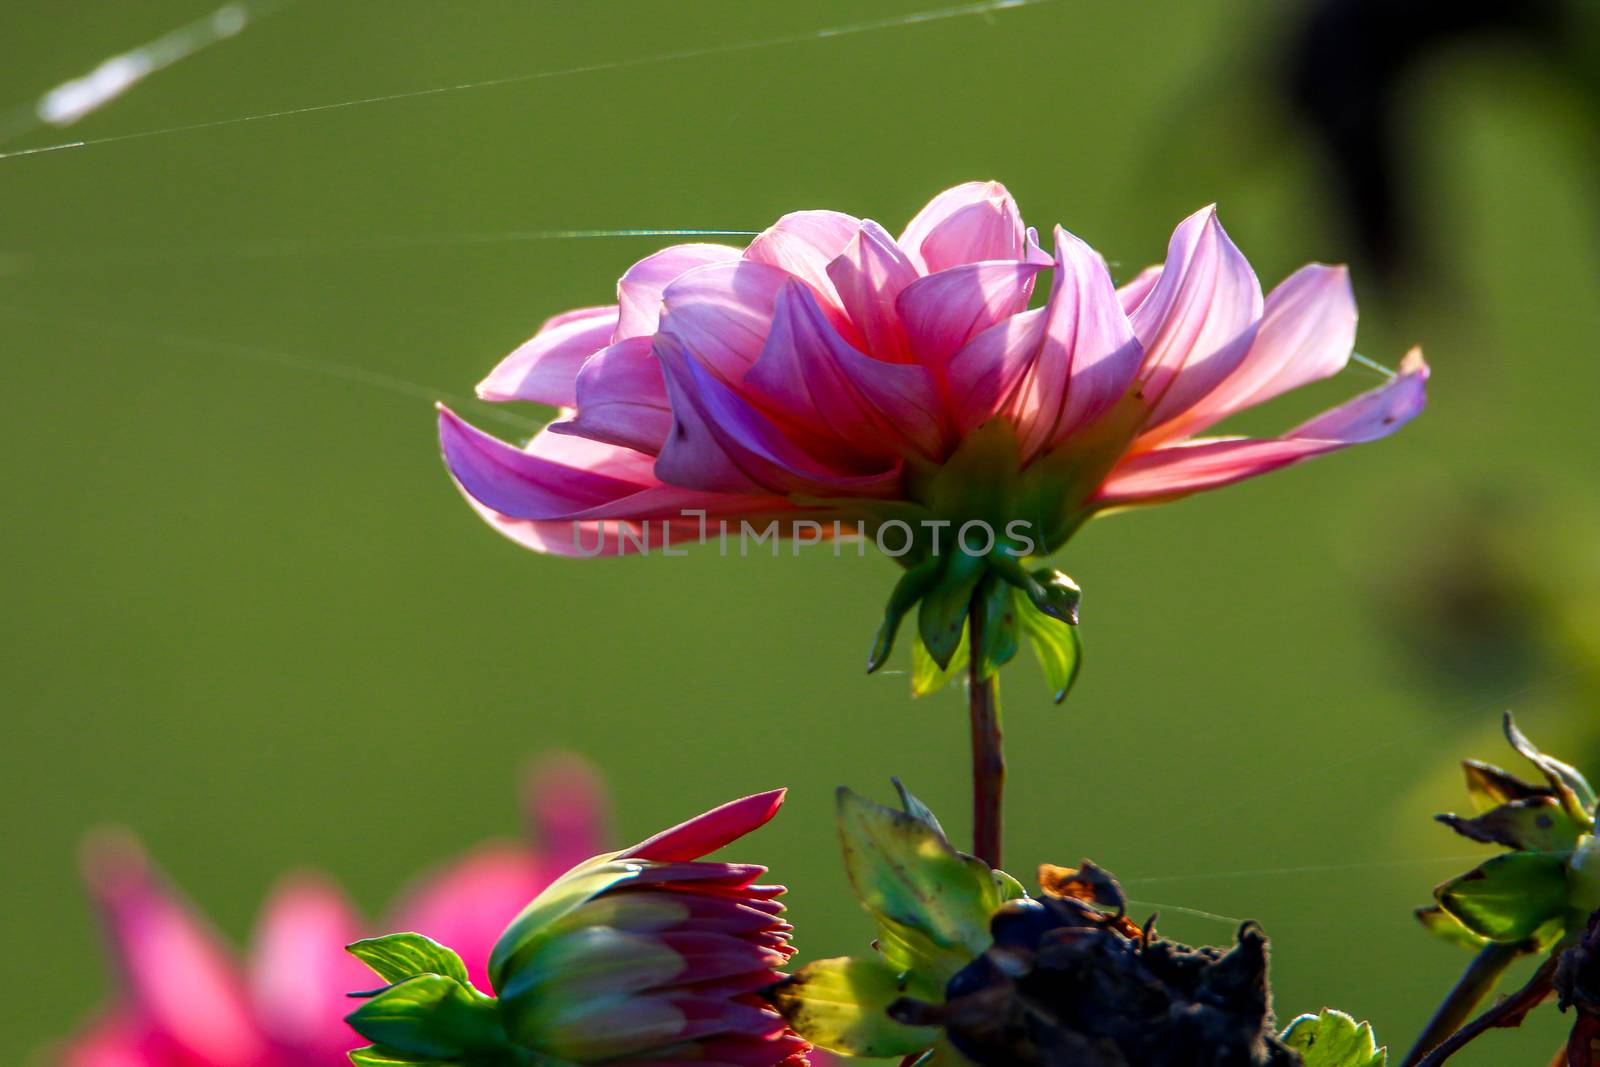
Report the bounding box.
[967,596,1004,869]
[1402,942,1528,1067]
[1411,951,1557,1067]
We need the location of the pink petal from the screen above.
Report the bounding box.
[1011,227,1143,458]
[697,1033,815,1067]
[744,282,946,461]
[655,931,788,984]
[626,790,786,862]
[443,409,782,553]
[894,259,1042,368]
[387,845,554,993]
[249,872,369,1057]
[899,181,1026,273]
[653,334,903,497]
[439,410,654,520]
[616,244,743,340]
[1117,265,1161,315]
[60,1010,160,1067]
[1130,206,1264,430]
[523,753,611,875]
[659,260,791,383]
[452,494,708,558]
[744,209,861,307]
[823,220,919,361]
[1151,263,1357,441]
[552,335,674,455]
[945,306,1048,435]
[1094,350,1428,505]
[476,306,618,406]
[81,832,267,1066]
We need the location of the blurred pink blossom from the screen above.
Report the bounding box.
[59,756,609,1067]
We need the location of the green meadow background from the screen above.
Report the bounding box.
[4,2,1599,1062]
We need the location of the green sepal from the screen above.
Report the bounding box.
[1462,760,1548,815]
[348,934,473,990]
[869,557,944,673]
[984,555,1081,627]
[1017,593,1082,703]
[911,624,968,697]
[1279,1009,1387,1066]
[974,574,1019,681]
[1415,905,1490,951]
[836,785,1013,985]
[348,1045,452,1066]
[772,956,939,1057]
[1434,851,1570,942]
[344,974,508,1060]
[917,550,986,670]
[1435,795,1583,854]
[488,854,639,991]
[1503,712,1596,827]
[1026,568,1081,626]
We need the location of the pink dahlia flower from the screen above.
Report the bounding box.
[439,181,1427,560]
[58,757,608,1067]
[345,790,814,1066]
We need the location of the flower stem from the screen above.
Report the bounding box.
[1402,942,1529,1066]
[967,596,1004,869]
[1412,954,1558,1067]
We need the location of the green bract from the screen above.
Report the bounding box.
[858,419,1094,700]
[1280,1009,1387,1067]
[1421,713,1598,954]
[774,782,1023,1061]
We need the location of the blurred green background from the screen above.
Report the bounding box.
[4,2,1599,1063]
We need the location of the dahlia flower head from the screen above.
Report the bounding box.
[59,757,608,1067]
[344,790,812,1067]
[440,181,1428,679]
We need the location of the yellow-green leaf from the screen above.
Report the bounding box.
[772,956,937,1058]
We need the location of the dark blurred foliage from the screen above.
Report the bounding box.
[1283,0,1600,283]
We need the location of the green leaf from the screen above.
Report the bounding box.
[1017,595,1082,703]
[892,778,945,837]
[345,974,508,1059]
[348,934,472,989]
[772,956,938,1057]
[868,557,944,673]
[974,574,1019,681]
[1435,851,1570,942]
[836,787,1008,984]
[911,625,968,697]
[1280,1009,1387,1066]
[917,550,985,669]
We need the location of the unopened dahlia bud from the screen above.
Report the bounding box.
[1419,712,1599,954]
[345,790,810,1067]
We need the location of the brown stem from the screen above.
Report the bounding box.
[1414,955,1559,1067]
[967,596,1004,869]
[1402,942,1530,1066]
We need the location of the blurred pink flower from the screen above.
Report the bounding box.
[59,756,609,1067]
[439,181,1427,558]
